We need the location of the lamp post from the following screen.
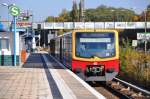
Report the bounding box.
[144,9,147,52]
[143,8,150,52]
[143,8,150,89]
[9,5,20,66]
[1,3,15,31]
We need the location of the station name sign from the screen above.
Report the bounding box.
[137,33,150,40]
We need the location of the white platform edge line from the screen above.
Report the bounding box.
[41,54,54,99]
[49,69,77,99]
[42,54,77,99]
[41,68,54,99]
[49,54,106,99]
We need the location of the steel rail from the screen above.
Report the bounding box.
[114,77,150,97]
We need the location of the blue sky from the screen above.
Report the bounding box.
[0,0,149,22]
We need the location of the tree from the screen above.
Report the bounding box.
[140,4,150,21]
[79,0,85,22]
[59,9,70,22]
[146,5,150,21]
[45,16,54,22]
[140,11,150,21]
[45,5,137,22]
[84,6,136,22]
[133,15,140,21]
[70,0,79,22]
[79,1,82,21]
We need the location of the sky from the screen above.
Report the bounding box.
[0,0,149,22]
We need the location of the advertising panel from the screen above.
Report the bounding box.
[94,22,104,29]
[85,22,94,29]
[147,22,150,28]
[135,22,145,29]
[17,22,32,28]
[64,22,74,29]
[105,22,115,29]
[115,22,126,29]
[126,22,136,29]
[74,22,85,29]
[53,22,64,29]
[44,22,53,29]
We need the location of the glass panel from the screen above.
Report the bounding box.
[76,32,115,58]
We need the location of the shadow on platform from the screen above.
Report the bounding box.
[22,53,64,69]
[22,53,64,98]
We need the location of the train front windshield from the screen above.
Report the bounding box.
[76,32,116,58]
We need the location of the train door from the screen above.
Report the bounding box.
[60,38,62,61]
[50,39,55,56]
[62,37,66,65]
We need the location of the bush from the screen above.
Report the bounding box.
[119,38,150,90]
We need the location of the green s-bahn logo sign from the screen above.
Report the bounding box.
[9,6,20,16]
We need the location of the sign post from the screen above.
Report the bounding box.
[9,5,20,66]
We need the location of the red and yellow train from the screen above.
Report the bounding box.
[50,30,119,81]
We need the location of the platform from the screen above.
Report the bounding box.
[0,52,105,99]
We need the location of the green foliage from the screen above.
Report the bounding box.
[120,39,150,88]
[70,1,79,22]
[45,9,71,22]
[79,2,82,21]
[59,9,71,22]
[57,30,64,35]
[85,6,136,22]
[45,16,54,22]
[45,4,149,22]
[79,1,82,21]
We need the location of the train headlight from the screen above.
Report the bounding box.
[101,65,104,69]
[106,68,115,73]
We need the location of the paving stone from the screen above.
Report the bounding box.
[0,53,103,99]
[0,67,52,99]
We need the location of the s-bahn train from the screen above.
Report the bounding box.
[50,30,119,81]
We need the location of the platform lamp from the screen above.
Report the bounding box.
[144,8,149,52]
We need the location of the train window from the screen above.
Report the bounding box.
[0,38,9,50]
[76,32,116,58]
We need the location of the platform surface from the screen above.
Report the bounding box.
[0,52,105,99]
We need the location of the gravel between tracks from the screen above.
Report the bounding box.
[90,82,120,99]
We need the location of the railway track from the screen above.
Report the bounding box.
[90,82,120,99]
[91,78,150,99]
[107,77,150,99]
